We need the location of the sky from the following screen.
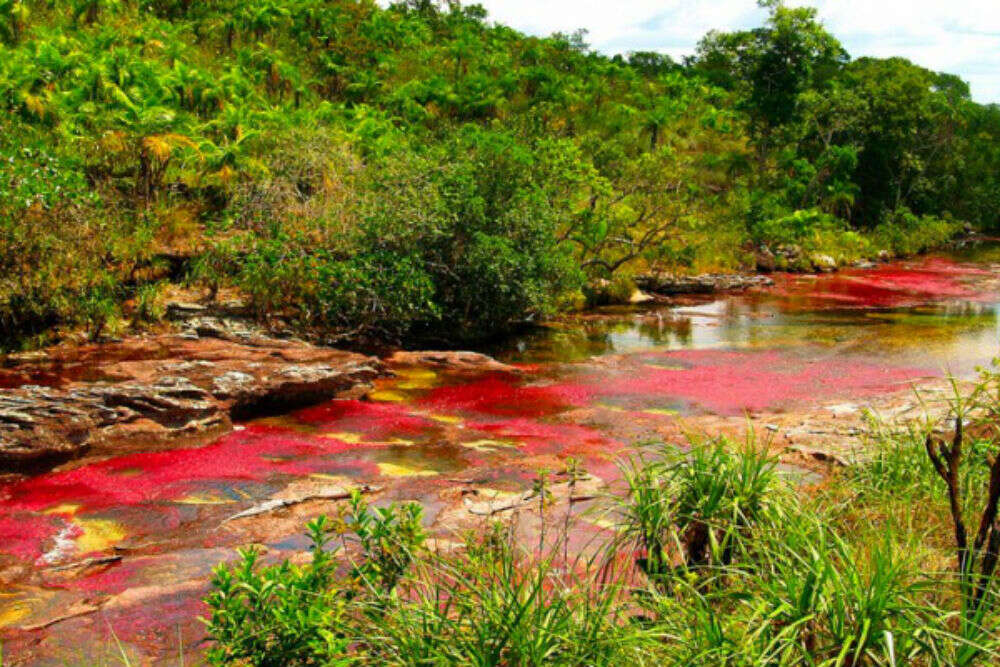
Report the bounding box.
[466,0,1000,104]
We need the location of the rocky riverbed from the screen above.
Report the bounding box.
[0,320,384,473]
[2,248,1000,664]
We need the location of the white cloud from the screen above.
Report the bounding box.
[466,0,1000,103]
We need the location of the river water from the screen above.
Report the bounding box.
[2,247,1000,663]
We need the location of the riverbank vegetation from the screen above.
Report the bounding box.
[3,0,999,347]
[204,367,1000,665]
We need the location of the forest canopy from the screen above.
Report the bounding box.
[1,0,998,346]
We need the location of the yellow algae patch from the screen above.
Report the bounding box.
[73,518,126,554]
[643,408,679,416]
[460,439,517,452]
[0,590,49,629]
[0,603,30,628]
[369,389,408,402]
[110,467,145,477]
[428,413,462,424]
[643,363,687,371]
[321,431,367,444]
[394,368,438,390]
[377,462,438,478]
[385,438,417,447]
[175,493,235,505]
[44,503,81,516]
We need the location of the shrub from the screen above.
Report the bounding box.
[872,207,962,257]
[204,517,351,667]
[345,489,426,596]
[208,127,584,343]
[617,436,781,579]
[205,496,426,666]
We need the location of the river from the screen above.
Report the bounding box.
[2,246,1000,664]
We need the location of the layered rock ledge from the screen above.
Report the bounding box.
[0,322,384,468]
[635,272,774,295]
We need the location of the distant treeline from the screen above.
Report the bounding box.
[2,0,998,345]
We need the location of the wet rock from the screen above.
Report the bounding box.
[634,272,774,295]
[387,350,520,374]
[0,334,384,467]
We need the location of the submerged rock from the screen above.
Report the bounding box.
[0,334,384,468]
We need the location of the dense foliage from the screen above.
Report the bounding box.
[2,0,998,346]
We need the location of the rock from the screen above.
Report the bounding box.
[386,350,519,374]
[629,290,655,304]
[777,244,802,260]
[221,483,378,524]
[787,444,850,468]
[0,334,385,467]
[184,316,259,343]
[211,371,256,397]
[165,301,207,320]
[634,272,774,296]
[811,254,837,272]
[755,246,777,273]
[0,378,222,464]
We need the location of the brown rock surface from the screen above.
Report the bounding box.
[635,272,774,295]
[386,349,521,373]
[0,328,384,468]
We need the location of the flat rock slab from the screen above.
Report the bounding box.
[0,333,384,468]
[635,272,774,295]
[386,350,521,374]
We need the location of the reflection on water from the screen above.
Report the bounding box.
[490,252,1000,376]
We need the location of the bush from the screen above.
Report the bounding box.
[213,127,584,343]
[0,128,116,346]
[872,207,961,257]
[204,496,426,666]
[617,436,780,579]
[204,517,351,667]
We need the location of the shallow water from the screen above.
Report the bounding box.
[2,247,1000,663]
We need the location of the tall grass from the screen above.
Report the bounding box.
[204,422,1000,665]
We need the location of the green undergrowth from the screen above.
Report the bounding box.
[203,368,1000,665]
